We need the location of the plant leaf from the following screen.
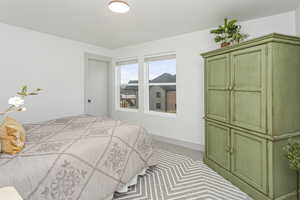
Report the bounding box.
[17,92,27,96]
[21,85,28,93]
[228,19,237,26]
[224,18,228,27]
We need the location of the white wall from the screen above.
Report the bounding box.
[0,23,112,123]
[111,11,296,149]
[0,11,296,147]
[296,4,300,35]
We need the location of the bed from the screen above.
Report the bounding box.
[0,115,158,200]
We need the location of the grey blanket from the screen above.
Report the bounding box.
[0,115,158,200]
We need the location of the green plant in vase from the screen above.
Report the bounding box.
[283,139,300,200]
[210,18,248,48]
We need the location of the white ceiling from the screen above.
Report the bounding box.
[0,0,298,49]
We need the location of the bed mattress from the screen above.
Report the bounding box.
[0,115,158,200]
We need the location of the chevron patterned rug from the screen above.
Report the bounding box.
[114,150,251,200]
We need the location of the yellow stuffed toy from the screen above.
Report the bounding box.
[0,86,41,154]
[0,117,26,155]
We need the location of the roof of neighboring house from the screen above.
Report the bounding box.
[128,73,176,84]
[120,86,138,95]
[150,73,176,83]
[124,73,176,91]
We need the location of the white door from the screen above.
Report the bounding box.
[85,59,108,116]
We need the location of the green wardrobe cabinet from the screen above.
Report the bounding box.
[202,33,300,200]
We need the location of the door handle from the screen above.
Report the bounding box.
[88,99,92,103]
[225,146,230,152]
[229,83,235,91]
[226,83,230,91]
[230,147,234,154]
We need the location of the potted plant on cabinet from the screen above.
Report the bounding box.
[283,139,300,200]
[210,18,248,48]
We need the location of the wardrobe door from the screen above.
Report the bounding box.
[231,129,267,194]
[230,45,267,133]
[205,54,230,123]
[206,121,231,170]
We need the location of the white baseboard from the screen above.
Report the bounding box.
[151,134,205,152]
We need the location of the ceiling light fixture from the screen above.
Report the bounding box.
[108,0,130,13]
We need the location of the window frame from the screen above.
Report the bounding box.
[115,59,139,112]
[143,54,177,118]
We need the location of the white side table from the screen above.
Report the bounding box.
[0,187,23,200]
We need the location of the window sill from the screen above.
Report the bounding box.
[115,108,139,113]
[145,111,177,118]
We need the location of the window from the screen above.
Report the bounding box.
[145,54,176,114]
[156,103,161,109]
[116,59,139,110]
[156,92,161,98]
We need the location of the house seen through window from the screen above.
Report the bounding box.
[117,60,139,109]
[146,55,176,114]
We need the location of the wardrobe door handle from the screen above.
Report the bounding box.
[225,146,230,152]
[229,83,235,91]
[226,83,230,91]
[232,83,235,91]
[230,147,234,154]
